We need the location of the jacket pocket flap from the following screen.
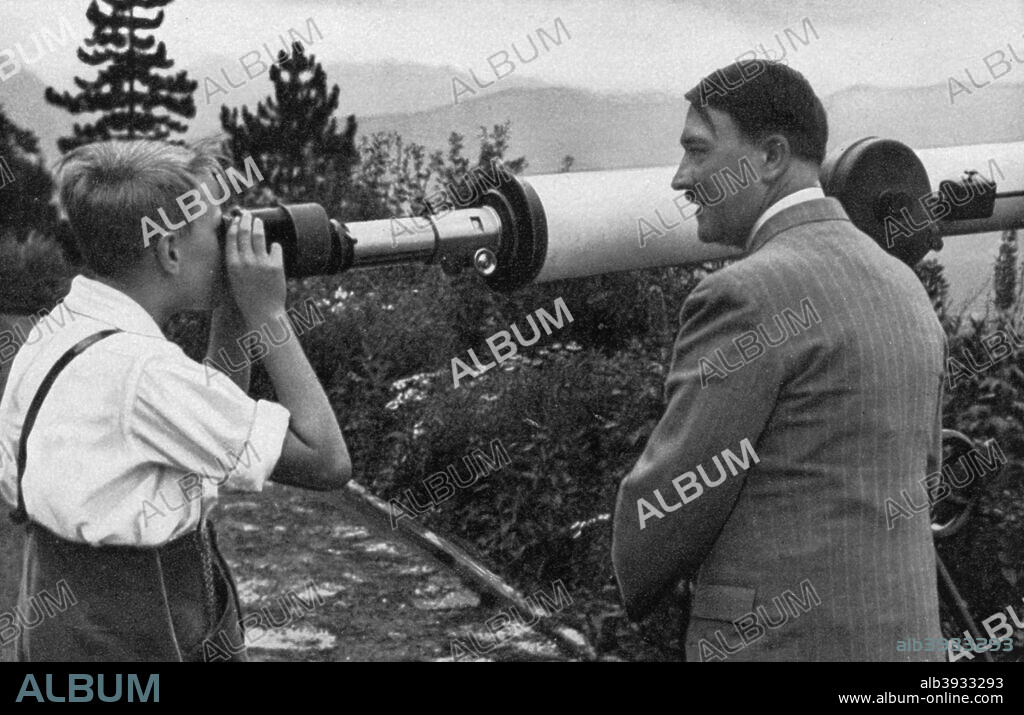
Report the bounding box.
[692,584,757,621]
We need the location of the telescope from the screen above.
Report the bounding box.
[242,137,1024,284]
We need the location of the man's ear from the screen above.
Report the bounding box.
[759,133,792,181]
[153,231,183,275]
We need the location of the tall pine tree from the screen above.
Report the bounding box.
[45,0,196,152]
[220,42,358,214]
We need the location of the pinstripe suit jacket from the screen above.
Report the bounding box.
[612,197,946,662]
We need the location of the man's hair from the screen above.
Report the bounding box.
[53,137,229,277]
[684,61,828,165]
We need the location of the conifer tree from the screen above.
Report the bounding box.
[0,104,57,239]
[220,42,358,213]
[45,0,196,152]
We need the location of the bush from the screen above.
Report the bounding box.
[0,232,73,314]
[916,233,1024,661]
[370,340,666,591]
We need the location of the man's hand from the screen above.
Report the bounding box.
[224,210,287,328]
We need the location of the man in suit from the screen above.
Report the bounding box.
[611,60,946,661]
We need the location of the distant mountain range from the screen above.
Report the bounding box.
[3,59,1022,175]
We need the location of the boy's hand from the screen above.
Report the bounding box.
[224,211,287,327]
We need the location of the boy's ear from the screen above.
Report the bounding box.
[153,231,183,275]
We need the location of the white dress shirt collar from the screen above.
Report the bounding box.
[63,274,165,339]
[749,187,826,243]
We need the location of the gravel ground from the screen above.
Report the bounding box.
[217,483,576,662]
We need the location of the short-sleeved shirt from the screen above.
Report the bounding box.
[0,275,291,546]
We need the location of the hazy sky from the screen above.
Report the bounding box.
[3,0,1023,101]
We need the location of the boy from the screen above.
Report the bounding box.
[0,138,351,661]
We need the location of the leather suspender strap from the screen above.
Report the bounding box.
[9,329,121,525]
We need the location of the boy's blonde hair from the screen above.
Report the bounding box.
[54,137,229,277]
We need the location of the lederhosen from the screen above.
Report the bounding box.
[10,330,247,662]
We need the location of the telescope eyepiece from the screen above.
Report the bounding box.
[218,203,340,278]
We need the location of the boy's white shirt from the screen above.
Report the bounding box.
[0,275,291,546]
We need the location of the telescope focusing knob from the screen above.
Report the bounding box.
[474,248,498,277]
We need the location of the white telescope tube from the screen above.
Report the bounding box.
[331,139,1024,289]
[525,166,739,283]
[526,141,1024,284]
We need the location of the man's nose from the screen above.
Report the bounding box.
[671,162,693,192]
